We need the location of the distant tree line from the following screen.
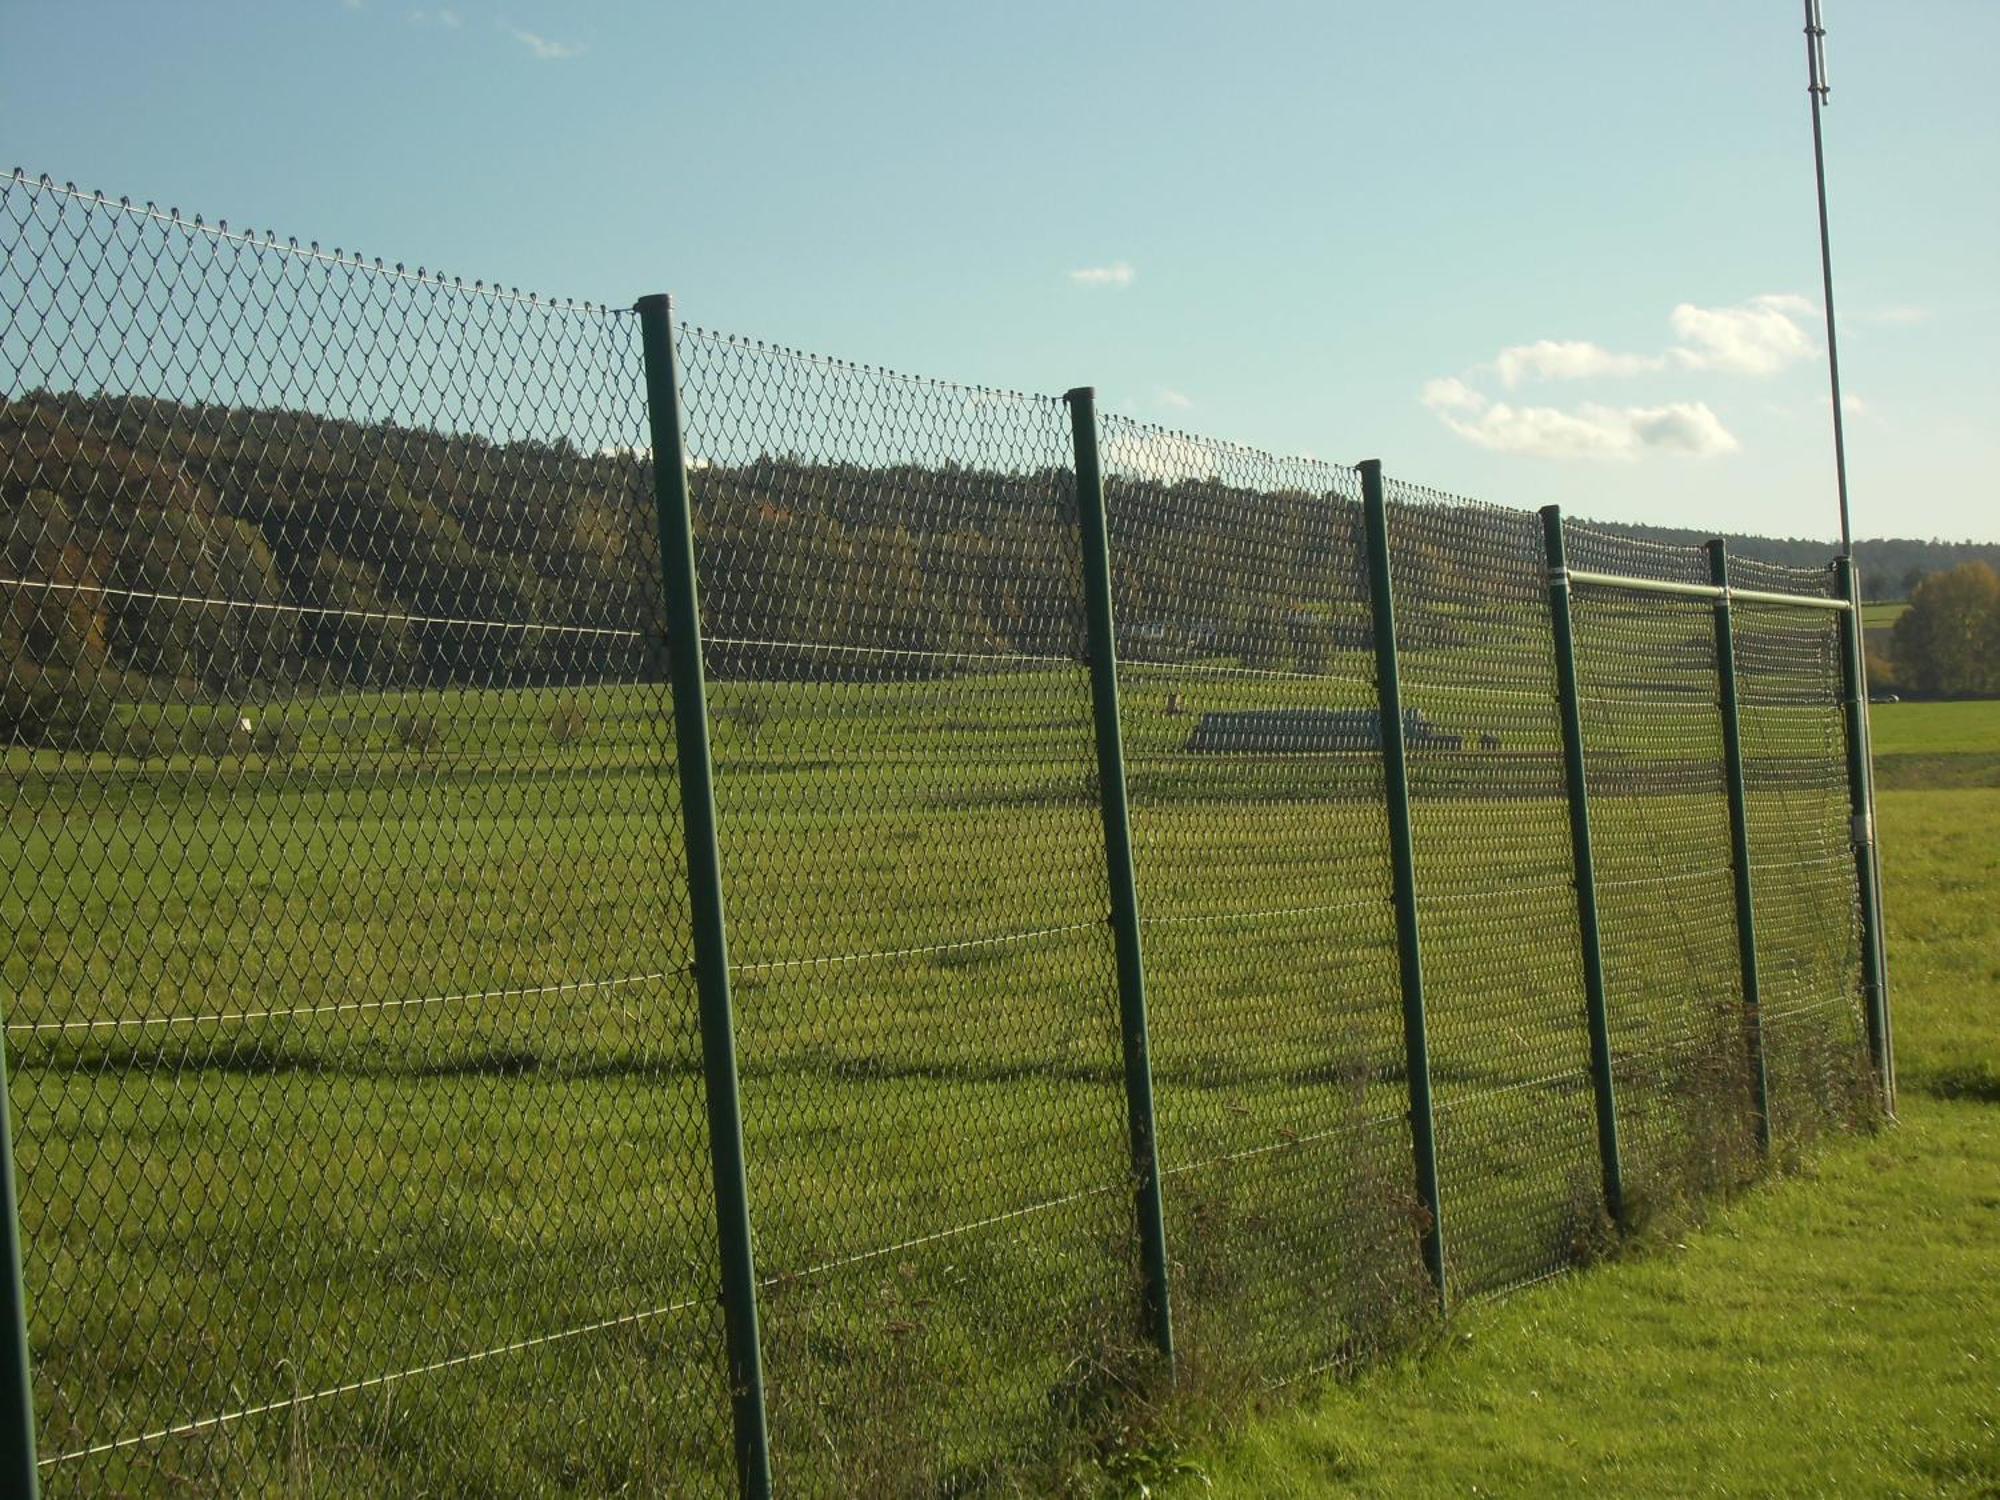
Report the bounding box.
[11,390,1943,752]
[1,391,1465,753]
[2,390,663,749]
[1581,519,2000,602]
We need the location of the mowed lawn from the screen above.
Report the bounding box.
[1861,600,1909,633]
[1180,700,2000,1498]
[0,652,1886,1495]
[1872,696,2000,790]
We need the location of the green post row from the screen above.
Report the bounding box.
[1706,541,1774,1154]
[1357,461,1447,1304]
[1064,387,1176,1363]
[634,294,774,1500]
[1537,507,1626,1229]
[0,1032,38,1497]
[1834,556,1894,1108]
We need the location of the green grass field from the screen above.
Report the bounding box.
[1870,698,2000,789]
[1872,697,2000,756]
[1,628,1883,1496]
[1175,707,1999,1497]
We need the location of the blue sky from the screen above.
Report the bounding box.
[4,0,1995,541]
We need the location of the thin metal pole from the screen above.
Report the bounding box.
[0,1038,38,1498]
[1803,0,1853,557]
[1835,555,1893,1109]
[1707,542,1773,1154]
[634,293,773,1500]
[1358,460,1446,1305]
[1064,386,1175,1363]
[1538,507,1625,1228]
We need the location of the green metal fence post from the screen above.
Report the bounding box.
[1707,541,1774,1154]
[1357,460,1446,1305]
[1835,556,1893,1109]
[1064,387,1176,1363]
[1537,507,1625,1229]
[0,1039,38,1498]
[634,293,773,1500]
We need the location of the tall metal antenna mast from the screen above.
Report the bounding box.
[1803,0,1852,557]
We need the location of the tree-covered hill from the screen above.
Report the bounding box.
[11,389,1966,747]
[1575,518,1999,601]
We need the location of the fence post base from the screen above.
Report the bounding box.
[0,1036,37,1498]
[1358,461,1447,1306]
[1065,386,1176,1365]
[634,293,774,1500]
[1707,541,1773,1153]
[1538,507,1625,1229]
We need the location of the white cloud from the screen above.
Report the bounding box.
[504,22,583,58]
[1068,262,1134,288]
[1669,293,1817,375]
[1619,403,1740,455]
[1421,382,1738,460]
[1494,339,1663,387]
[1101,426,1219,481]
[1420,375,1486,412]
[1420,290,1834,460]
[410,6,463,24]
[598,443,715,469]
[1156,388,1193,410]
[1469,294,1822,390]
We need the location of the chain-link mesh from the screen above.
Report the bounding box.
[1728,560,1874,1151]
[1,173,735,1492]
[673,330,1135,1496]
[1098,423,1427,1387]
[1565,527,1759,1211]
[2,163,1887,1495]
[1380,483,1601,1296]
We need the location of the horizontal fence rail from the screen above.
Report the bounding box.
[0,169,1889,1496]
[1562,569,1855,612]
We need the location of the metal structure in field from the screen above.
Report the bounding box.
[0,171,1888,1497]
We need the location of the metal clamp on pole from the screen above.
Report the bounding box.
[1538,507,1626,1229]
[1065,386,1176,1365]
[634,293,774,1500]
[1358,460,1447,1306]
[1708,540,1773,1155]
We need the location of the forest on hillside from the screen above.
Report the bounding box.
[0,391,1372,747]
[7,389,1955,749]
[1581,518,1999,602]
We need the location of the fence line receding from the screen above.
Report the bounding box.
[0,170,1887,1497]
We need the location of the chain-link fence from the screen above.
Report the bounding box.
[1,170,1887,1496]
[1377,486,1606,1297]
[0,174,735,1494]
[673,333,1138,1496]
[1728,558,1877,1153]
[1565,527,1763,1215]
[1099,425,1427,1389]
